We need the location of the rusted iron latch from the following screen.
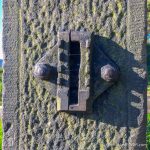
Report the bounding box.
[34,31,120,112]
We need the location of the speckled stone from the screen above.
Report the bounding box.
[3,0,147,149]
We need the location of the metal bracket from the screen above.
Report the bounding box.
[33,31,120,112]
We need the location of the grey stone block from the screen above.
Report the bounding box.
[3,0,147,149]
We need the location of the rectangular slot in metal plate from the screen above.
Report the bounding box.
[57,31,91,112]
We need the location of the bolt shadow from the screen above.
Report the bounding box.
[70,34,147,131]
[35,34,146,131]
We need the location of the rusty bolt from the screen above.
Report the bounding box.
[101,64,119,82]
[34,64,52,80]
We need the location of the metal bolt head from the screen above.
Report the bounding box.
[34,64,51,80]
[101,64,119,82]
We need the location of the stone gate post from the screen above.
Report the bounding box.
[3,0,147,149]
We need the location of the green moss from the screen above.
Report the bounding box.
[148,0,150,12]
[147,114,150,149]
[116,0,123,13]
[59,3,68,12]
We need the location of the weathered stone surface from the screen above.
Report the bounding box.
[3,0,147,149]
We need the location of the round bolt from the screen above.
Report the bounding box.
[34,64,52,80]
[101,64,119,82]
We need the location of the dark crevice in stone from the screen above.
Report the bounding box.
[4,122,11,132]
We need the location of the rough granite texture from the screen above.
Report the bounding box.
[3,0,147,150]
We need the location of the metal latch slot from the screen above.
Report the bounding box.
[57,31,91,112]
[69,41,81,105]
